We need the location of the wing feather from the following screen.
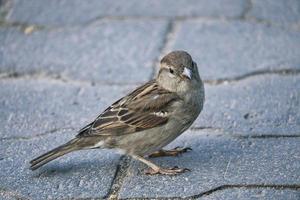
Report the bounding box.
[77,80,180,137]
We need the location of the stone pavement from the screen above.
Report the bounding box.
[0,0,299,199]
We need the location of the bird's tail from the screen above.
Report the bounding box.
[30,138,81,170]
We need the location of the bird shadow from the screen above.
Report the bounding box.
[32,159,115,178]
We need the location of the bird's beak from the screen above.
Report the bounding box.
[182,67,192,80]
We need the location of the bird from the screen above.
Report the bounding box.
[30,50,205,175]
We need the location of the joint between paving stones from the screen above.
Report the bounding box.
[105,155,132,200]
[203,68,300,85]
[187,128,300,139]
[190,126,223,132]
[189,184,300,200]
[119,184,300,200]
[238,0,300,31]
[2,124,300,142]
[160,20,181,57]
[0,20,46,33]
[0,127,76,141]
[2,68,300,88]
[0,0,12,19]
[240,0,253,20]
[2,67,300,87]
[1,13,300,33]
[152,19,173,78]
[0,71,141,87]
[151,20,181,79]
[235,134,300,139]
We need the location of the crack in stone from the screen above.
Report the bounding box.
[105,155,132,200]
[0,127,76,141]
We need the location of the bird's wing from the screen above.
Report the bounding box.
[77,80,181,137]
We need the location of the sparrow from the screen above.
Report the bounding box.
[30,51,205,175]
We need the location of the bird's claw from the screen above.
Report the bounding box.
[174,146,192,152]
[148,146,192,158]
[144,166,190,175]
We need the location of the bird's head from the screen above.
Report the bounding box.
[157,50,202,93]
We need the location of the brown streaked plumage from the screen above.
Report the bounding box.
[30,50,205,175]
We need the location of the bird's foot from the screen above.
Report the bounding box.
[144,166,190,175]
[148,146,192,158]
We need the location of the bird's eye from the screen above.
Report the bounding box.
[169,68,174,74]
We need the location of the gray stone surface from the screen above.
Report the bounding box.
[199,188,300,200]
[195,74,300,135]
[0,78,134,138]
[1,1,300,199]
[6,0,247,26]
[0,20,167,84]
[247,0,300,26]
[171,20,300,81]
[0,191,26,200]
[0,129,121,199]
[119,130,300,198]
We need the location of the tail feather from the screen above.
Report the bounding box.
[30,138,80,170]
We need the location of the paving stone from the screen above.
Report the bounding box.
[119,130,300,198]
[2,74,299,139]
[172,20,300,81]
[0,129,121,199]
[0,1,299,200]
[0,190,27,200]
[6,0,247,26]
[0,78,135,138]
[195,75,300,135]
[0,191,21,200]
[199,188,300,200]
[0,20,167,84]
[247,0,300,26]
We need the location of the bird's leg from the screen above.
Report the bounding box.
[148,146,192,158]
[131,154,190,175]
